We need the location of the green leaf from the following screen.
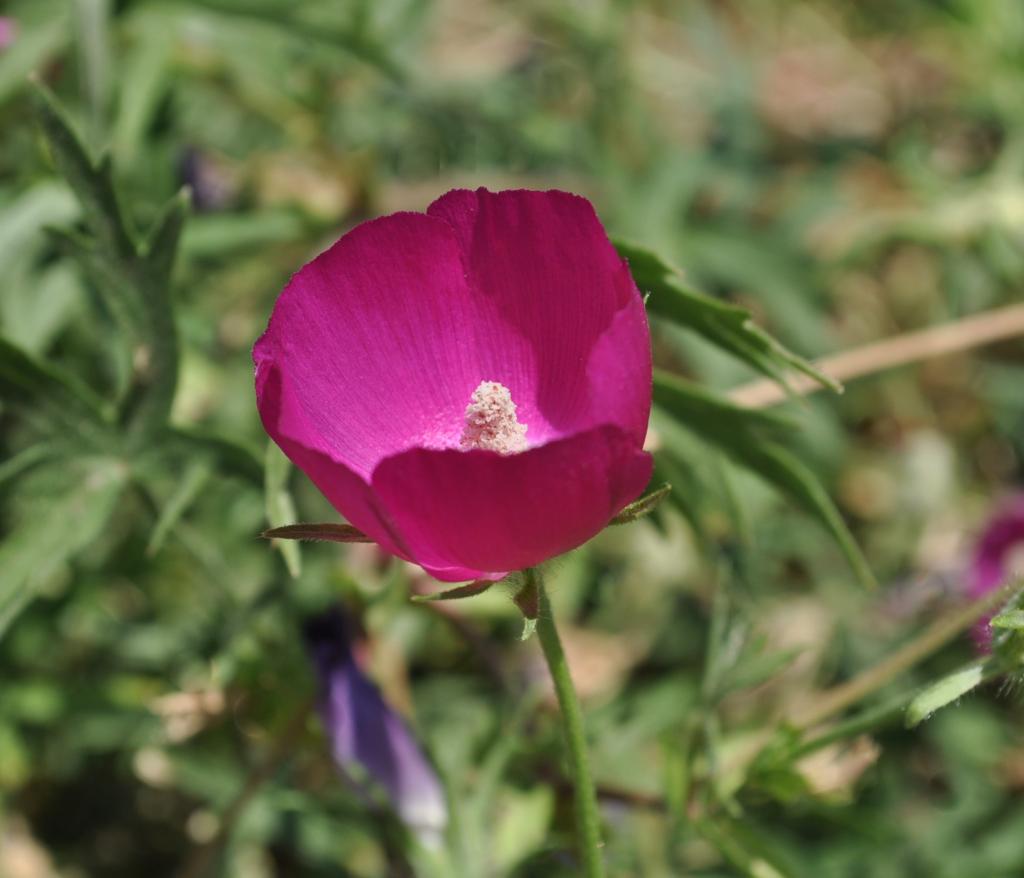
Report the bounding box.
[32,81,136,260]
[165,428,263,486]
[32,83,183,441]
[264,444,301,578]
[0,459,128,638]
[261,523,374,543]
[991,609,1024,630]
[144,188,191,284]
[609,483,672,525]
[0,1,69,106]
[617,240,839,393]
[0,336,109,443]
[653,370,874,588]
[905,659,995,728]
[147,460,212,557]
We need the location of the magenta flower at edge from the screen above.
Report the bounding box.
[255,188,653,582]
[969,493,1024,647]
[0,18,16,49]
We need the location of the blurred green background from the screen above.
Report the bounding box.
[2,1,1024,876]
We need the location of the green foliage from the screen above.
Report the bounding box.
[2,1,1024,876]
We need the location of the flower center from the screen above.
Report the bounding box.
[460,381,527,454]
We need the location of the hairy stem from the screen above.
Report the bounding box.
[532,569,605,878]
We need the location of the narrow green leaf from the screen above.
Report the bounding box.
[147,460,212,556]
[165,428,263,486]
[0,2,69,105]
[144,187,191,284]
[905,659,994,728]
[31,80,136,260]
[609,483,672,525]
[617,240,839,393]
[261,523,374,543]
[264,444,301,577]
[0,459,127,638]
[111,10,174,161]
[412,580,498,602]
[0,336,109,442]
[0,443,60,488]
[34,84,182,441]
[653,370,874,588]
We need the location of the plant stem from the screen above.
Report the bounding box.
[532,569,605,878]
[791,582,1017,730]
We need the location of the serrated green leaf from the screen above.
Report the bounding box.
[653,370,874,588]
[264,444,301,578]
[0,459,127,638]
[617,240,839,393]
[33,83,183,441]
[32,81,136,260]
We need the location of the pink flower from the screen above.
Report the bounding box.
[969,493,1024,647]
[255,188,652,582]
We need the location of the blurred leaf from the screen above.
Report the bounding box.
[165,427,263,485]
[0,458,127,638]
[111,9,174,162]
[697,817,793,878]
[991,609,1024,629]
[0,336,109,442]
[147,459,212,556]
[0,1,69,105]
[32,82,135,259]
[618,240,838,392]
[653,370,874,588]
[32,83,183,440]
[143,187,190,284]
[906,660,994,728]
[264,443,301,577]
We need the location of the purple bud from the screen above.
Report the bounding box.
[303,608,447,843]
[968,494,1024,647]
[0,18,16,49]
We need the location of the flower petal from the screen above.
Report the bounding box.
[429,188,652,443]
[371,426,653,579]
[254,211,536,474]
[255,360,411,560]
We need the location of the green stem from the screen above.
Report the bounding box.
[532,569,605,878]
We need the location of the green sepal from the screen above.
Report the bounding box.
[514,571,541,641]
[261,523,374,543]
[609,483,672,525]
[412,579,499,603]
